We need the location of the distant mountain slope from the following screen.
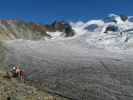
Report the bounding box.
[0,20,75,40]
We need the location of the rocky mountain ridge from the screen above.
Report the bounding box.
[0,20,75,40]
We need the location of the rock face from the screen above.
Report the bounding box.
[104,25,119,33]
[0,20,48,40]
[0,20,75,40]
[50,21,75,37]
[120,15,128,22]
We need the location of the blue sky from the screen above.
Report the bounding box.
[0,0,132,23]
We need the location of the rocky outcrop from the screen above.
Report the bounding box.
[120,15,128,22]
[50,21,75,37]
[104,25,119,33]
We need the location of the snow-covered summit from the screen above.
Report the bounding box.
[71,14,133,51]
[72,14,133,33]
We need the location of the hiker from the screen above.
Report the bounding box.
[15,64,25,80]
[15,64,21,77]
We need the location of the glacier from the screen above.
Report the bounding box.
[4,14,133,100]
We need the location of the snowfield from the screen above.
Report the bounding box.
[5,14,133,100]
